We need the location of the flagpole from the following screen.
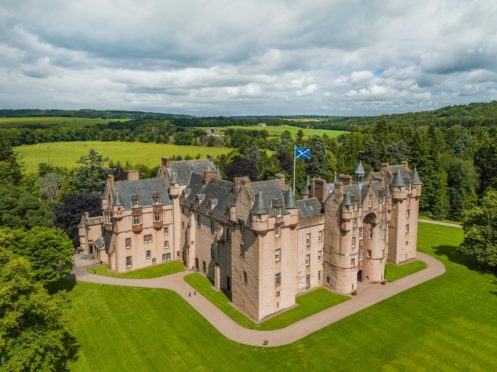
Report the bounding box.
[293,145,296,195]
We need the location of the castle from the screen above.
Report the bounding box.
[79,156,422,321]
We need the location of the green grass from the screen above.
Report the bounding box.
[68,223,497,371]
[197,124,348,139]
[385,260,428,282]
[0,116,126,128]
[419,215,462,225]
[15,141,233,173]
[87,261,185,279]
[184,273,348,330]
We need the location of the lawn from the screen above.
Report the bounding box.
[68,223,497,371]
[197,124,348,139]
[385,260,428,282]
[87,261,185,279]
[184,273,348,330]
[0,116,126,128]
[15,141,233,173]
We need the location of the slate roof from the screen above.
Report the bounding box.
[110,178,171,210]
[392,169,406,188]
[94,236,105,250]
[168,159,218,185]
[249,180,287,217]
[297,198,322,218]
[342,181,385,205]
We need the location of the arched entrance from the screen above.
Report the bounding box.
[357,270,363,282]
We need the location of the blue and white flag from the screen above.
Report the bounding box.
[295,146,311,160]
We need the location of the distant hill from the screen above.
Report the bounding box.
[0,109,192,120]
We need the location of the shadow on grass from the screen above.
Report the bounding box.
[56,333,80,371]
[434,245,485,272]
[47,275,77,294]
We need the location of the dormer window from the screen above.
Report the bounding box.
[275,208,282,217]
[152,192,160,204]
[132,194,139,207]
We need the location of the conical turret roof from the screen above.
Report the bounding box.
[392,169,406,188]
[252,192,267,215]
[355,161,365,177]
[343,191,352,206]
[411,168,422,185]
[302,175,310,195]
[285,188,297,209]
[114,191,123,206]
[170,171,179,185]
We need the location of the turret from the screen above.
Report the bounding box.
[355,161,365,183]
[251,191,269,231]
[285,188,297,210]
[169,172,180,198]
[341,191,352,222]
[391,169,407,200]
[302,175,310,200]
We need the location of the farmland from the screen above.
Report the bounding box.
[197,124,348,138]
[15,141,233,173]
[0,116,127,128]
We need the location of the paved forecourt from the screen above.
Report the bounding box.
[74,251,445,347]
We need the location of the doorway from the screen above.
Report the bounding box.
[357,270,363,282]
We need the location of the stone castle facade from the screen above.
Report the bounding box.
[79,157,422,321]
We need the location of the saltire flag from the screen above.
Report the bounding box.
[295,146,311,160]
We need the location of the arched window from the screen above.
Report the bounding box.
[131,194,139,207]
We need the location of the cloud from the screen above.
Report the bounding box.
[0,0,496,115]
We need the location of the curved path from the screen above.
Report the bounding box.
[418,218,462,229]
[74,252,445,347]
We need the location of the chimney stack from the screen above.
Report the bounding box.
[107,174,115,190]
[275,173,287,190]
[204,170,218,185]
[381,162,389,175]
[339,174,352,186]
[127,170,139,181]
[161,157,170,168]
[311,178,328,204]
[207,154,213,162]
[401,160,409,170]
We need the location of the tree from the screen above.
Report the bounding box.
[458,191,497,269]
[0,227,74,286]
[0,249,75,371]
[0,184,53,229]
[39,172,66,201]
[54,192,102,246]
[0,136,22,186]
[173,132,194,145]
[73,149,109,193]
[224,155,258,181]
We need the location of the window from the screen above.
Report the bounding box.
[318,270,321,282]
[359,227,364,240]
[275,208,282,217]
[144,234,152,243]
[210,220,215,234]
[406,209,410,218]
[132,195,139,207]
[163,226,169,236]
[369,228,373,239]
[306,274,310,288]
[353,218,358,227]
[306,233,311,247]
[318,230,324,243]
[305,254,311,267]
[125,237,131,249]
[368,194,372,208]
[152,192,160,204]
[162,252,171,262]
[352,237,356,249]
[276,291,280,297]
[154,212,162,222]
[105,212,112,224]
[353,202,358,211]
[275,248,281,262]
[318,250,323,262]
[405,224,410,234]
[202,260,206,273]
[243,271,248,284]
[132,214,141,225]
[146,250,151,259]
[197,214,201,226]
[226,227,231,242]
[164,241,169,249]
[351,258,355,267]
[275,273,281,286]
[275,224,281,237]
[367,249,372,257]
[126,256,132,269]
[240,243,245,258]
[211,246,215,259]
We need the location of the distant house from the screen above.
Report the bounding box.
[257,122,267,127]
[206,128,220,136]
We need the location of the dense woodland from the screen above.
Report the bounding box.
[1,102,497,369]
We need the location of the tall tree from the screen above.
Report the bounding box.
[73,149,109,193]
[0,249,75,371]
[0,136,22,186]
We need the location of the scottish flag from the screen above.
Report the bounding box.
[295,146,311,160]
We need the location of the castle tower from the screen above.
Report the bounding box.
[388,169,411,264]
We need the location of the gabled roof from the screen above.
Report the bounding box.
[168,159,218,185]
[110,178,171,210]
[297,198,322,218]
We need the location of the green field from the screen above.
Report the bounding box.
[385,260,428,282]
[67,223,497,371]
[15,141,233,173]
[184,273,348,330]
[198,124,348,138]
[0,116,126,128]
[87,261,185,279]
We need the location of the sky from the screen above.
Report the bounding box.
[1,0,497,116]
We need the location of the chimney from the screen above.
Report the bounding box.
[107,174,115,190]
[401,160,409,170]
[207,154,213,162]
[339,174,352,186]
[204,170,218,185]
[127,170,139,181]
[381,162,389,175]
[161,156,170,168]
[311,178,327,204]
[275,173,287,190]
